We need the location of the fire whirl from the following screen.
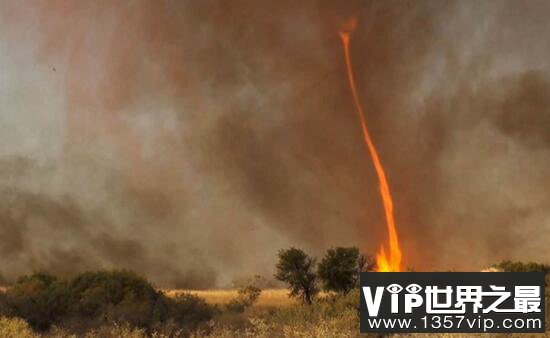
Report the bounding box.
[339,20,403,272]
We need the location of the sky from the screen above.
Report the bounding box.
[0,1,549,287]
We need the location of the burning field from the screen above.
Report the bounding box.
[0,0,549,336]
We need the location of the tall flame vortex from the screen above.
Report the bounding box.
[339,22,402,272]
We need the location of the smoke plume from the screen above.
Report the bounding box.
[0,1,549,286]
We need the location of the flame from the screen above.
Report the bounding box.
[339,21,402,272]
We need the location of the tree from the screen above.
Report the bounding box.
[274,248,318,305]
[318,247,374,294]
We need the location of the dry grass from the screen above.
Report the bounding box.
[163,288,297,307]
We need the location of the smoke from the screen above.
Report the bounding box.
[0,1,549,286]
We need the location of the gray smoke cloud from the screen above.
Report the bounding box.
[0,1,549,287]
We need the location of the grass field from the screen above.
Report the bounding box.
[163,288,297,307]
[1,285,549,337]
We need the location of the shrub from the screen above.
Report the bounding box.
[493,260,550,273]
[5,273,69,331]
[318,247,363,294]
[275,248,318,305]
[168,293,218,332]
[0,270,216,335]
[67,270,168,330]
[225,284,262,313]
[239,285,261,304]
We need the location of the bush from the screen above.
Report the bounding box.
[67,270,168,330]
[225,284,262,313]
[168,293,218,331]
[318,247,363,294]
[275,248,318,305]
[493,260,550,273]
[4,273,69,331]
[0,270,217,335]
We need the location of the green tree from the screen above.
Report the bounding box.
[275,248,318,305]
[318,247,367,294]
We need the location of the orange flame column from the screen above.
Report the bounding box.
[339,26,402,272]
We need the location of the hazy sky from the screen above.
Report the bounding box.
[0,1,549,287]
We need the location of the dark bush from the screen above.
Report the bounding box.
[169,293,218,330]
[5,273,69,331]
[494,260,550,273]
[67,270,168,329]
[0,270,217,334]
[0,291,10,316]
